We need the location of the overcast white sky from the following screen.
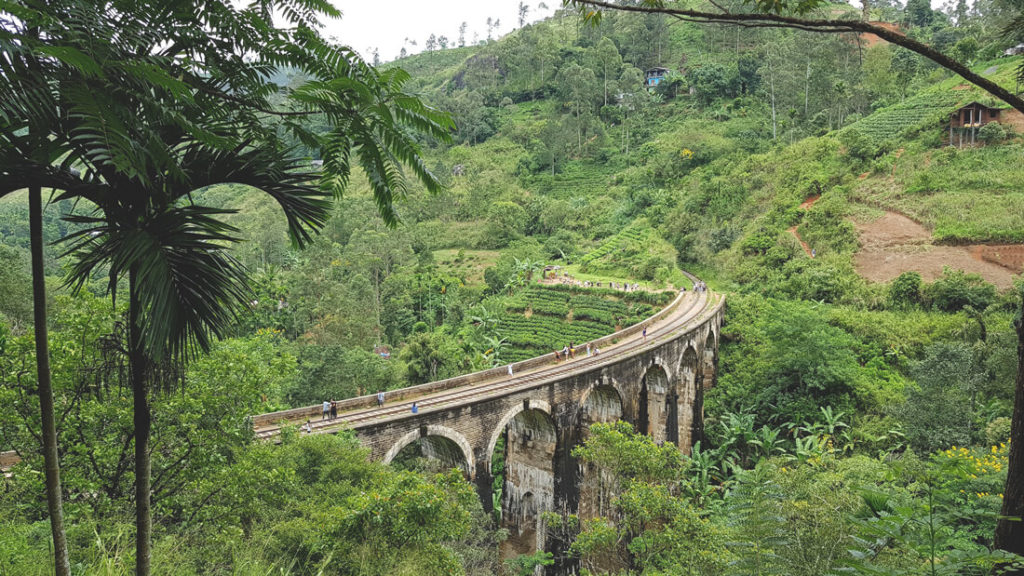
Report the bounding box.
[328,1,556,62]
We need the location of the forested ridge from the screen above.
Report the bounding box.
[2,0,1024,574]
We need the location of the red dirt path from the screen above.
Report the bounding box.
[789,195,821,257]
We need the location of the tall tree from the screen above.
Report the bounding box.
[558,62,599,154]
[29,184,70,575]
[995,292,1024,560]
[534,34,560,89]
[904,0,934,28]
[0,10,105,574]
[591,37,623,106]
[617,66,645,160]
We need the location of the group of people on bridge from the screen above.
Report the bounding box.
[553,341,601,362]
[322,400,338,420]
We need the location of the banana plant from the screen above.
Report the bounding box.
[750,425,788,461]
[681,441,723,505]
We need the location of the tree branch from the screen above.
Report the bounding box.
[568,0,1024,114]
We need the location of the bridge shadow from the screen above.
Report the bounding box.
[496,407,558,560]
[578,385,624,522]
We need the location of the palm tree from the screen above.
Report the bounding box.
[0,15,95,574]
[59,146,322,575]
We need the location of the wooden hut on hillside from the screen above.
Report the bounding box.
[948,101,1024,146]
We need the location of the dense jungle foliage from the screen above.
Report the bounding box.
[2,0,1024,574]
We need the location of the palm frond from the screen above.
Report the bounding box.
[62,205,251,359]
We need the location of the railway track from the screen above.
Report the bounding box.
[255,279,718,441]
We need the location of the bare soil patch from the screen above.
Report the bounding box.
[800,195,820,210]
[853,211,1019,289]
[789,226,813,257]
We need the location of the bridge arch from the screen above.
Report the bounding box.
[578,384,624,520]
[678,346,699,451]
[701,328,718,390]
[489,399,558,558]
[638,363,672,445]
[485,399,554,467]
[579,384,624,430]
[382,425,476,480]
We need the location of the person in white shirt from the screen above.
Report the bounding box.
[321,400,330,421]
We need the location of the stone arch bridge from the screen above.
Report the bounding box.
[253,284,724,562]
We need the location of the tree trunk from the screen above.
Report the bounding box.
[767,50,777,140]
[129,267,152,576]
[30,185,72,576]
[576,106,583,155]
[804,60,810,118]
[995,294,1024,565]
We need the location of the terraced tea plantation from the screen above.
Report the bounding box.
[496,285,674,362]
[528,166,613,200]
[579,224,651,268]
[841,91,966,141]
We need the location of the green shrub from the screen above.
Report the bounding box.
[887,271,922,309]
[985,417,1011,447]
[978,121,1007,145]
[740,231,777,255]
[897,341,981,453]
[779,259,858,304]
[925,268,997,312]
[840,128,879,161]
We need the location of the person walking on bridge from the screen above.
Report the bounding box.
[411,402,418,414]
[321,400,330,421]
[377,390,385,407]
[329,400,337,420]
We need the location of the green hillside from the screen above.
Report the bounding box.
[3,0,1024,574]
